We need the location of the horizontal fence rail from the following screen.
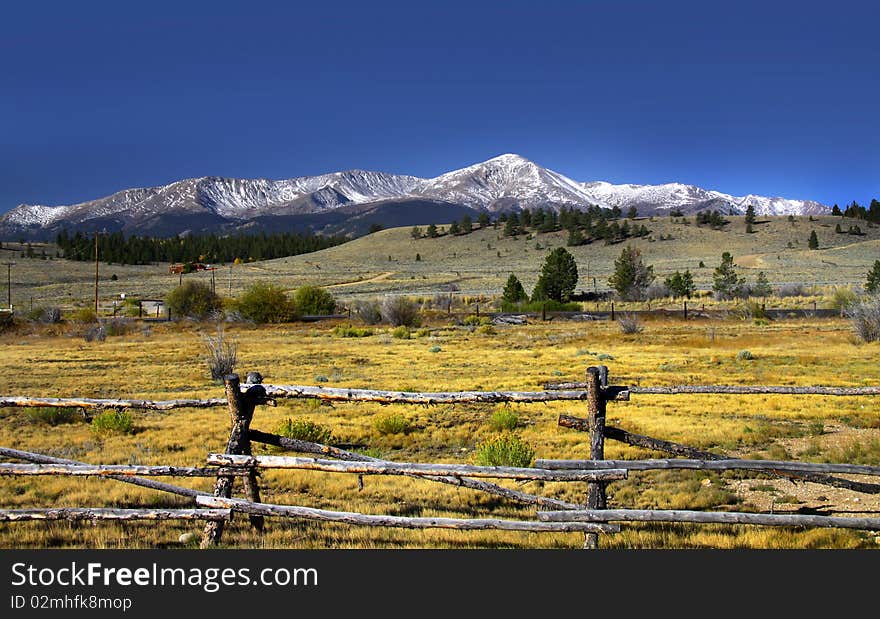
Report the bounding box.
[0,508,231,522]
[0,396,227,410]
[247,430,587,511]
[0,446,209,498]
[545,383,880,396]
[0,463,247,477]
[534,458,880,477]
[206,454,628,483]
[251,384,600,404]
[537,509,880,531]
[196,495,620,534]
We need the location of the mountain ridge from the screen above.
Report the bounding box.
[0,154,829,239]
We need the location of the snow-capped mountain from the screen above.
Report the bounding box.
[0,154,829,239]
[580,180,827,216]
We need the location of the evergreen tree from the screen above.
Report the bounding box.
[531,247,579,302]
[835,223,842,233]
[426,223,439,238]
[866,260,880,295]
[502,274,528,305]
[808,230,819,249]
[478,212,491,228]
[752,271,773,297]
[567,227,586,247]
[627,205,638,219]
[449,220,461,235]
[665,269,695,299]
[461,215,473,233]
[832,204,842,216]
[608,246,654,301]
[712,252,745,299]
[411,226,422,239]
[503,213,521,237]
[744,204,756,227]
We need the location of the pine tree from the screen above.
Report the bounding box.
[753,271,773,297]
[449,220,461,235]
[426,224,439,238]
[503,213,520,237]
[627,205,638,219]
[478,212,491,228]
[461,215,473,233]
[532,248,579,302]
[866,260,880,295]
[608,246,654,301]
[411,226,422,239]
[744,204,756,227]
[502,274,528,305]
[808,230,819,249]
[567,227,586,247]
[712,252,745,299]
[832,204,842,216]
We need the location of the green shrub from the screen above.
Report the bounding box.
[462,315,491,326]
[293,285,337,315]
[428,345,442,353]
[415,328,431,338]
[373,413,413,435]
[276,418,332,444]
[736,350,754,361]
[476,324,496,335]
[391,326,411,339]
[830,287,859,311]
[103,318,132,337]
[474,433,534,467]
[488,408,519,431]
[847,297,880,343]
[500,299,581,312]
[90,410,135,436]
[68,308,98,324]
[27,307,62,323]
[596,353,614,361]
[166,281,221,320]
[353,299,383,325]
[333,325,374,338]
[236,282,295,323]
[25,407,82,426]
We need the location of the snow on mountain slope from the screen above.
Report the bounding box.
[419,154,597,210]
[0,154,830,238]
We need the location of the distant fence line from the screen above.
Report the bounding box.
[2,368,879,550]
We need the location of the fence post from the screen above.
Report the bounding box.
[583,365,607,549]
[610,302,615,322]
[200,374,263,548]
[683,300,687,320]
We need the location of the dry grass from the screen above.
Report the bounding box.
[0,314,878,549]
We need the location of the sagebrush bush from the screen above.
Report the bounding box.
[236,282,295,323]
[68,307,98,324]
[617,313,643,334]
[474,433,534,467]
[353,299,383,325]
[777,283,807,298]
[25,407,82,426]
[104,318,132,337]
[736,349,754,361]
[275,418,332,444]
[381,296,421,327]
[293,285,336,315]
[27,307,63,324]
[847,296,880,342]
[830,287,859,311]
[203,327,238,380]
[488,408,519,431]
[373,413,413,435]
[462,315,491,326]
[91,410,135,436]
[166,281,222,320]
[82,324,106,342]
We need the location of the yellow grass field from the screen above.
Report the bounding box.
[1,314,878,549]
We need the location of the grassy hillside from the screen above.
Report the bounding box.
[3,214,878,310]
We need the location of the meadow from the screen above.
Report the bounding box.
[1,312,878,549]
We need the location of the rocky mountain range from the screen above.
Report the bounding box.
[0,154,829,239]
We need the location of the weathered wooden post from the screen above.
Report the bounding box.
[583,365,607,549]
[683,300,687,320]
[201,374,264,548]
[610,302,615,322]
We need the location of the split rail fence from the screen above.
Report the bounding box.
[1,368,878,548]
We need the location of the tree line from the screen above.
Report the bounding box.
[54,230,348,265]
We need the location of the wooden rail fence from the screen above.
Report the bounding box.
[1,367,878,548]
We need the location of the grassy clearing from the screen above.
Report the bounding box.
[0,316,878,549]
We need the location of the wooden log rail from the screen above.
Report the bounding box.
[535,458,880,477]
[0,508,231,522]
[0,446,209,498]
[247,430,588,511]
[557,414,880,495]
[0,396,227,410]
[545,383,880,396]
[0,463,247,477]
[206,454,628,483]
[250,384,602,404]
[537,509,880,531]
[197,495,620,534]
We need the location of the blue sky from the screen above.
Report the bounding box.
[1,0,878,212]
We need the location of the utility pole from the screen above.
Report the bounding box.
[94,233,100,314]
[2,262,13,309]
